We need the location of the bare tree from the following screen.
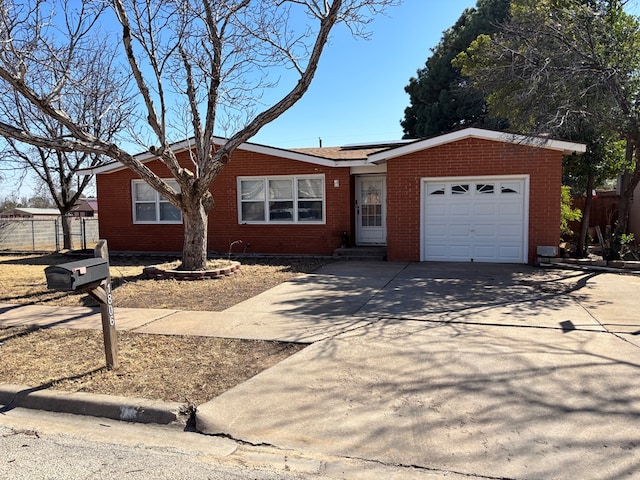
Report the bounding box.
[0,0,398,269]
[0,0,131,249]
[0,1,133,249]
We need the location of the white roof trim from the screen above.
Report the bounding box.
[78,137,367,175]
[367,128,587,164]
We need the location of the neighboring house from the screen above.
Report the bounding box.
[81,128,585,264]
[1,199,98,220]
[0,207,61,219]
[70,198,98,217]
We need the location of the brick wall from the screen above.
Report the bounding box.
[385,138,562,264]
[97,138,562,263]
[96,149,352,255]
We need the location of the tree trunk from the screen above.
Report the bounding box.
[61,215,74,250]
[180,198,209,271]
[578,170,595,258]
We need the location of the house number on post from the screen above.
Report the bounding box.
[105,280,115,327]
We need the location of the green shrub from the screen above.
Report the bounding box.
[560,186,582,239]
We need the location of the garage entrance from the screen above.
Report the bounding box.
[422,176,529,263]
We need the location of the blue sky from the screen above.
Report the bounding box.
[252,0,477,148]
[2,0,477,200]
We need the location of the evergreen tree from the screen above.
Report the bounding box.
[401,0,511,138]
[457,0,640,249]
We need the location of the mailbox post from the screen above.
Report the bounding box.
[92,239,117,369]
[44,239,118,369]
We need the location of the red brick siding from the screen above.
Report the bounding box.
[385,138,562,264]
[97,137,562,263]
[96,149,352,255]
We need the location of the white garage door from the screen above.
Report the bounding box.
[423,177,527,263]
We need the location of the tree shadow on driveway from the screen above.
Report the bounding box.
[265,262,610,331]
[198,317,640,480]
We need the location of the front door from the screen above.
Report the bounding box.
[355,175,387,245]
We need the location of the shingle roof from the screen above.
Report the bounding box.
[291,146,389,161]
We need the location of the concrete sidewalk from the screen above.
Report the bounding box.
[0,261,406,342]
[2,261,640,479]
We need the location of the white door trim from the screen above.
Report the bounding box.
[355,174,387,245]
[420,175,530,263]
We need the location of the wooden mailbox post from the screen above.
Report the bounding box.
[44,239,118,369]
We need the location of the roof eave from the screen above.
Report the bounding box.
[77,137,361,175]
[367,128,587,164]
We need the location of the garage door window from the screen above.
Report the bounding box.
[501,182,520,194]
[451,184,470,195]
[476,183,495,194]
[427,184,445,195]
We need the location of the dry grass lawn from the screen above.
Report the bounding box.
[0,252,329,311]
[0,252,331,406]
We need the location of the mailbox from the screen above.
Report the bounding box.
[45,258,110,291]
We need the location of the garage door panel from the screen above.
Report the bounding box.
[499,224,523,238]
[474,203,497,216]
[424,178,526,263]
[426,203,448,216]
[450,203,471,216]
[450,224,471,237]
[472,245,497,260]
[427,223,448,237]
[449,245,472,259]
[499,246,522,259]
[474,224,497,237]
[499,203,523,215]
[426,244,449,259]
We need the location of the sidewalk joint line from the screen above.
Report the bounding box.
[351,262,411,317]
[372,314,616,334]
[128,310,182,332]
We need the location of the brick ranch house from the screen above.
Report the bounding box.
[82,128,585,264]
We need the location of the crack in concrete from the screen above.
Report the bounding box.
[332,452,518,479]
[201,430,518,480]
[573,296,640,350]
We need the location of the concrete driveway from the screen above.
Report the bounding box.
[197,262,640,479]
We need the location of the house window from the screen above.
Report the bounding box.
[238,176,325,224]
[132,179,182,224]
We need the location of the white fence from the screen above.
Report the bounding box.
[0,218,99,252]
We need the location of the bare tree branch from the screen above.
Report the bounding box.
[0,0,399,268]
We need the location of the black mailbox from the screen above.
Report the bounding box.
[45,258,110,291]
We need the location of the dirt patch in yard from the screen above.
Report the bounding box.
[0,253,332,406]
[0,325,304,406]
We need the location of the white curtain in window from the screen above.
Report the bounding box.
[298,178,323,198]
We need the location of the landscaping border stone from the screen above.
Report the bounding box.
[142,261,241,280]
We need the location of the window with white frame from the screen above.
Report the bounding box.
[238,176,325,224]
[132,179,182,224]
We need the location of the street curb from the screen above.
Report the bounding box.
[0,384,189,426]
